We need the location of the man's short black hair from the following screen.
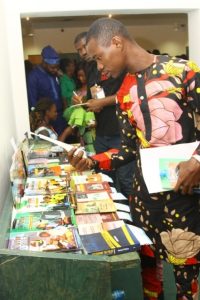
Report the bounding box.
[86,18,131,47]
[74,32,87,45]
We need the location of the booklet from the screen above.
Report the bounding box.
[8,226,81,252]
[76,191,111,203]
[159,158,185,190]
[75,199,116,214]
[140,141,199,193]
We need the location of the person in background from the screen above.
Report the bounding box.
[27,45,66,135]
[59,58,76,109]
[24,60,33,79]
[152,49,161,55]
[30,98,70,142]
[73,31,135,198]
[69,18,200,299]
[75,61,88,99]
[63,61,96,153]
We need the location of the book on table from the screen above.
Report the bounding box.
[8,226,81,252]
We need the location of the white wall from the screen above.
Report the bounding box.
[0,0,17,212]
[23,22,188,59]
[188,10,200,66]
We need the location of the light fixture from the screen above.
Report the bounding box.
[108,14,112,18]
[173,23,186,32]
[26,17,30,21]
[28,33,34,37]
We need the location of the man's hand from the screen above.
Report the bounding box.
[174,157,200,194]
[67,148,93,171]
[86,99,104,113]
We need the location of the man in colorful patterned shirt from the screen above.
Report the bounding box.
[68,18,200,299]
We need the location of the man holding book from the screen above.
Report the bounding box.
[68,18,200,300]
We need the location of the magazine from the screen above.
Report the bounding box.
[24,177,67,195]
[76,191,111,203]
[75,200,116,214]
[17,194,70,211]
[76,182,111,193]
[8,226,81,252]
[12,209,72,231]
[75,212,119,225]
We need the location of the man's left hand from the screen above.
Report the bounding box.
[86,99,104,113]
[174,157,200,194]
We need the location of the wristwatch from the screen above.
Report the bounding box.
[89,158,99,170]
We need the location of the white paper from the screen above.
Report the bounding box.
[10,137,17,152]
[117,211,133,222]
[70,103,88,108]
[115,203,130,213]
[110,193,127,200]
[140,141,199,194]
[110,187,117,193]
[127,225,152,245]
[100,173,113,183]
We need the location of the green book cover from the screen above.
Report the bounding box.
[159,158,187,190]
[12,209,72,232]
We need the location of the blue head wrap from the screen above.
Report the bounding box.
[41,45,60,65]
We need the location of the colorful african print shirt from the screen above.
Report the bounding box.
[94,55,200,266]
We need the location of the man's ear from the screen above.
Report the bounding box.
[111,36,123,50]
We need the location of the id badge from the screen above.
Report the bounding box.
[90,84,105,99]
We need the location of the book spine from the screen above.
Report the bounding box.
[92,244,140,256]
[71,208,77,226]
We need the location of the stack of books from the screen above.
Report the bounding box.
[8,136,152,255]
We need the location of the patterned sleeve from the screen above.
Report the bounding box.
[91,103,137,171]
[184,61,200,113]
[184,61,200,155]
[111,104,137,169]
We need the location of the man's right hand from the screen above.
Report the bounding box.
[67,148,93,171]
[72,94,82,105]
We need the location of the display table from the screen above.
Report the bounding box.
[0,190,143,300]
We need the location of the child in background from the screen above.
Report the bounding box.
[29,98,70,142]
[63,62,96,154]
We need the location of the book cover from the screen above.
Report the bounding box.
[159,158,186,189]
[76,191,111,203]
[60,164,76,176]
[71,170,94,176]
[76,182,111,193]
[18,194,70,211]
[78,220,124,235]
[76,213,119,225]
[75,200,116,215]
[24,177,67,195]
[8,226,81,252]
[100,212,119,222]
[75,213,103,225]
[12,209,72,231]
[80,224,140,256]
[71,174,104,185]
[28,165,61,177]
[28,158,50,165]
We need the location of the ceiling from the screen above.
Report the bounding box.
[21,13,188,32]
